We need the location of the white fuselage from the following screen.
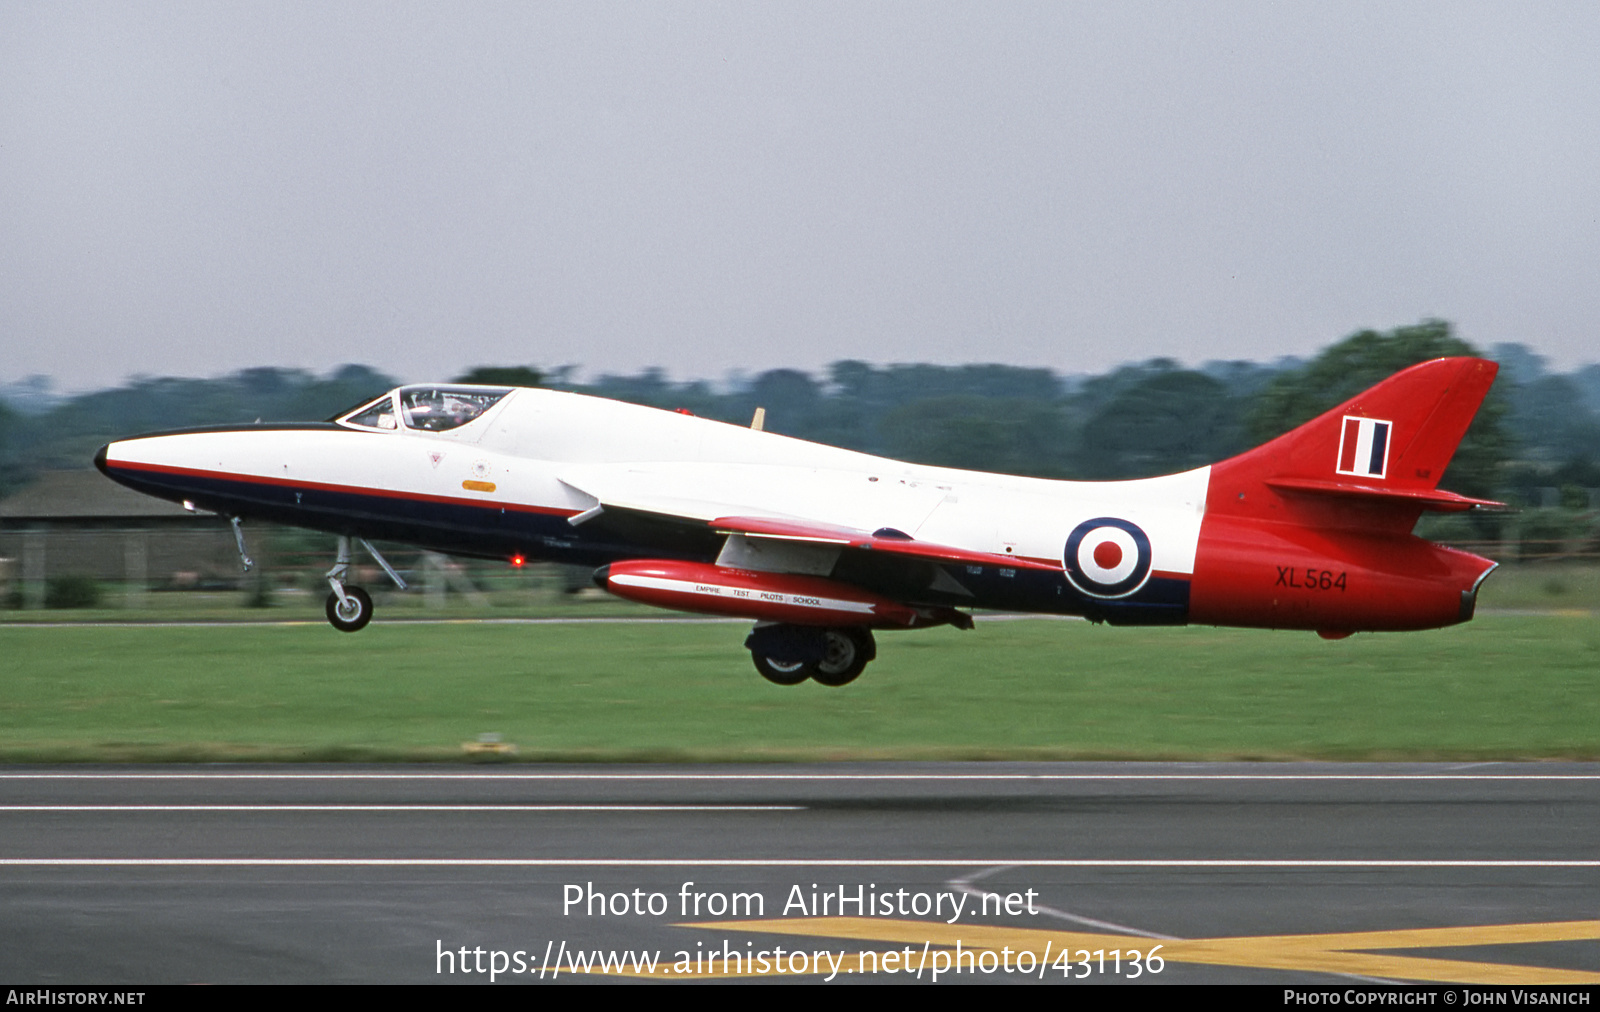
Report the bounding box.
[101,386,1210,585]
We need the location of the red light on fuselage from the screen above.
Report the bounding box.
[511,555,525,568]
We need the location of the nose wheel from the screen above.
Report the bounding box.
[323,535,406,632]
[325,586,373,632]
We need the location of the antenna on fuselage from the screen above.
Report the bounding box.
[750,407,766,431]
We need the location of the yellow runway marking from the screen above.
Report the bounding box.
[580,916,1600,982]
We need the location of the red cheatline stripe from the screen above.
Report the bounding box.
[105,459,578,517]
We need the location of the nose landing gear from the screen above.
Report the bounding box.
[325,585,374,632]
[324,536,406,633]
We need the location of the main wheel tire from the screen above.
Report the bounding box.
[325,586,374,632]
[810,628,873,687]
[752,652,814,686]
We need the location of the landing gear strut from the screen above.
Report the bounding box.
[323,536,406,633]
[746,625,876,687]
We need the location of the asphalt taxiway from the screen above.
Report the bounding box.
[1,763,1597,984]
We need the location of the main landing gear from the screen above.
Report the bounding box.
[324,535,407,633]
[746,624,876,687]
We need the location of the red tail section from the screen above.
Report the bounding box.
[1207,357,1500,533]
[1191,357,1500,634]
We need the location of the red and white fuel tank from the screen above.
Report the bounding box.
[595,559,926,628]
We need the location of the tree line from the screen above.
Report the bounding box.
[3,322,1598,543]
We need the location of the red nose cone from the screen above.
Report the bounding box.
[1093,541,1123,569]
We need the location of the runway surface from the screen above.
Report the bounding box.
[1,762,1597,984]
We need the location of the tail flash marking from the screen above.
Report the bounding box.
[1337,417,1392,480]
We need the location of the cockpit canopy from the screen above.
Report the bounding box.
[337,385,512,433]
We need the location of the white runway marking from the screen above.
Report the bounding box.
[1,859,1597,868]
[2,771,1596,781]
[0,804,802,812]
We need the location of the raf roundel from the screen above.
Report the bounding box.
[1063,517,1153,599]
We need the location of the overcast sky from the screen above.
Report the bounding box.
[2,2,1597,391]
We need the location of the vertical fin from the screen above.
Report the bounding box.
[1208,357,1498,530]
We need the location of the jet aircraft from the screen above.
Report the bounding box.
[95,357,1502,686]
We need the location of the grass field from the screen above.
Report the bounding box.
[5,559,1599,623]
[1,614,1596,762]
